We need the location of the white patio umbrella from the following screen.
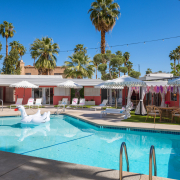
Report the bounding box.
[10,81,38,104]
[95,80,124,107]
[104,75,147,115]
[104,75,146,87]
[167,78,180,86]
[94,80,124,89]
[57,80,83,89]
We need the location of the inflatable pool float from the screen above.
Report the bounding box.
[15,105,50,124]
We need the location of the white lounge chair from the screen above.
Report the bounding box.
[78,98,86,109]
[10,98,23,109]
[67,98,78,109]
[58,98,68,107]
[25,98,34,109]
[33,98,42,108]
[101,102,133,119]
[91,99,108,111]
[57,98,68,112]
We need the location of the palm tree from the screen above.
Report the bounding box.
[88,0,120,54]
[123,52,130,66]
[0,21,15,57]
[169,50,179,72]
[146,68,152,74]
[9,41,26,60]
[93,54,102,79]
[175,46,180,65]
[0,42,3,60]
[63,46,94,79]
[30,37,60,75]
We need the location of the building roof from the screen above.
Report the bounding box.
[144,81,168,86]
[0,75,104,86]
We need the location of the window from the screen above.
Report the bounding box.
[54,73,61,75]
[54,87,70,96]
[25,73,31,75]
[171,92,177,101]
[32,88,42,99]
[84,88,100,96]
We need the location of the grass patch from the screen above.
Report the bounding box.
[122,111,180,125]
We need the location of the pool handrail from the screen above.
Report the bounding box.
[149,145,157,180]
[119,142,129,180]
[0,99,3,111]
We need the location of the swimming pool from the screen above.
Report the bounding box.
[0,115,180,179]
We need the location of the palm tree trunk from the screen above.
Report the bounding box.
[119,71,120,77]
[174,59,176,72]
[101,30,106,55]
[96,65,97,79]
[6,37,8,57]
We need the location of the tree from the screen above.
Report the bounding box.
[98,50,122,107]
[123,52,130,66]
[146,68,152,74]
[126,61,133,75]
[129,70,141,79]
[0,21,15,57]
[93,54,102,79]
[169,50,179,72]
[30,37,59,75]
[115,51,124,77]
[175,46,180,65]
[9,41,26,60]
[0,42,3,60]
[63,44,94,78]
[1,49,20,74]
[88,0,120,54]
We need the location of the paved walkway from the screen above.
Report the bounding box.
[0,151,172,180]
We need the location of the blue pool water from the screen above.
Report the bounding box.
[0,115,180,179]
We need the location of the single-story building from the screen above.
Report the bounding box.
[0,74,179,108]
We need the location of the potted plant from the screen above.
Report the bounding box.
[165,101,170,107]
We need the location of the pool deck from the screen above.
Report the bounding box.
[0,151,173,180]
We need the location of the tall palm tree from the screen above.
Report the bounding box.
[88,0,120,54]
[30,37,59,75]
[169,50,179,72]
[0,42,3,60]
[175,46,180,65]
[123,52,130,66]
[0,21,15,57]
[93,54,102,79]
[63,46,94,79]
[9,41,26,60]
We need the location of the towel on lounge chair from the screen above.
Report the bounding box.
[59,98,68,107]
[25,98,34,109]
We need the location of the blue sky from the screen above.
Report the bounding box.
[0,0,180,78]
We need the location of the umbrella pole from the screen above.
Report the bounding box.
[24,88,25,105]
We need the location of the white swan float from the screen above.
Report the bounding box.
[15,105,50,124]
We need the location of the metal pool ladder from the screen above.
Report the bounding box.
[149,145,157,180]
[119,142,129,180]
[0,99,3,111]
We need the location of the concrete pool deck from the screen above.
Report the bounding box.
[0,151,173,180]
